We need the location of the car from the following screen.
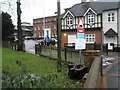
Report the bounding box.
[32,36,41,40]
[24,36,32,40]
[39,37,56,46]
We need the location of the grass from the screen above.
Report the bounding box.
[2,48,82,88]
[84,50,100,52]
[2,48,57,76]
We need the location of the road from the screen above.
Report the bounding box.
[102,54,120,88]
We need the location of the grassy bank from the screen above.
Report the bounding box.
[2,48,81,88]
[3,48,57,76]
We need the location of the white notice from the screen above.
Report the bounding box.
[75,39,86,50]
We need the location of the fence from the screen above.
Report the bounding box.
[35,44,102,65]
[35,44,86,64]
[2,41,25,51]
[111,44,120,52]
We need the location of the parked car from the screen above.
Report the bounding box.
[32,36,41,40]
[24,36,33,40]
[39,37,56,46]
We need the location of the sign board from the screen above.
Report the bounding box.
[77,18,85,39]
[77,33,85,39]
[108,43,113,50]
[75,39,86,50]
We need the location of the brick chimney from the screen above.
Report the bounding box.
[81,0,87,3]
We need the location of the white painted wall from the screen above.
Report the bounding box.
[102,10,118,44]
[118,8,120,44]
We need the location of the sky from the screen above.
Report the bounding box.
[1,0,119,25]
[1,0,85,25]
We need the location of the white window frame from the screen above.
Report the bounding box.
[34,27,36,31]
[67,15,73,26]
[42,31,44,37]
[54,25,56,29]
[34,33,36,36]
[108,12,115,22]
[88,14,94,24]
[52,30,55,37]
[39,32,41,37]
[42,26,44,30]
[38,26,40,30]
[85,34,95,43]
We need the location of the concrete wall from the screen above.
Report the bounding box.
[83,56,101,88]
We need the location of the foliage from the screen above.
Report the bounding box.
[2,70,81,88]
[2,48,82,88]
[2,12,15,40]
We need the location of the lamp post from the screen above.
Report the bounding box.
[17,0,23,51]
[57,0,61,72]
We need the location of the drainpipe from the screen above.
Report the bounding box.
[117,5,120,45]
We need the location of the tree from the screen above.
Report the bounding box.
[2,12,14,41]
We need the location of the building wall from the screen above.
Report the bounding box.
[118,8,120,44]
[85,30,101,44]
[61,32,77,47]
[61,30,101,47]
[102,10,118,44]
[33,16,57,38]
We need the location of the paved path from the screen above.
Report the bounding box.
[101,55,120,88]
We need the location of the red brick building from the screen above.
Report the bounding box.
[61,1,120,48]
[33,16,57,39]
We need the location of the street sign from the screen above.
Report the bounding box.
[75,39,86,50]
[77,33,85,39]
[75,18,86,50]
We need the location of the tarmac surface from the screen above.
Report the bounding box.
[102,54,120,89]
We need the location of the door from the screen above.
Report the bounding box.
[107,36,115,50]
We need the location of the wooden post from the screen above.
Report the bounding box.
[35,44,37,54]
[57,0,62,72]
[65,46,67,62]
[17,0,23,51]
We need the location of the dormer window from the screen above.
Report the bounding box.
[88,14,94,24]
[67,15,73,26]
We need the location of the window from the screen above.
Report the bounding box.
[34,21,36,24]
[52,30,55,37]
[54,25,56,29]
[108,13,115,22]
[39,32,41,37]
[54,18,56,21]
[88,14,94,24]
[56,30,57,36]
[42,26,44,30]
[67,16,73,26]
[34,33,36,36]
[38,20,40,23]
[34,27,36,31]
[42,31,44,37]
[85,34,95,43]
[38,26,40,30]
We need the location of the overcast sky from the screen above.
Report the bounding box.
[1,0,85,25]
[1,0,120,25]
